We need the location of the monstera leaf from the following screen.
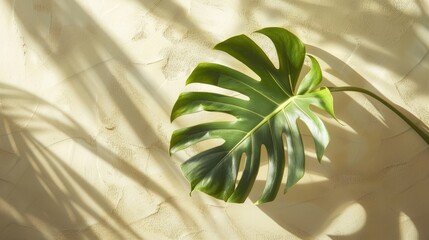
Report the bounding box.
[170,27,336,204]
[170,27,429,204]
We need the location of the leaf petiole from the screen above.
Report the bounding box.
[328,86,429,144]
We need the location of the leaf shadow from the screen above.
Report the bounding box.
[248,45,429,239]
[3,0,429,238]
[231,0,429,237]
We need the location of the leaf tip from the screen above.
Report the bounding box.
[315,149,325,163]
[168,139,177,156]
[284,182,295,194]
[170,109,178,123]
[168,148,174,157]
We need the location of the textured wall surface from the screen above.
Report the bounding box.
[1,0,429,239]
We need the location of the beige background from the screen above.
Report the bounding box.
[1,0,429,239]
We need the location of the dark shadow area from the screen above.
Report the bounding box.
[0,0,224,239]
[240,0,429,77]
[249,44,429,239]
[231,1,429,238]
[244,0,429,122]
[2,0,429,239]
[133,0,207,39]
[0,83,198,239]
[0,84,141,239]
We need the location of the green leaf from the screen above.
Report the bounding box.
[170,27,336,204]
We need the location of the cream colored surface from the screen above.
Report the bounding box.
[1,0,428,239]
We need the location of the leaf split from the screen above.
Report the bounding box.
[170,27,336,204]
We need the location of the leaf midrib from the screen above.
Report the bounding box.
[199,95,298,186]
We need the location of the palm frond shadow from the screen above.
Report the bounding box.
[249,46,429,239]
[4,0,429,238]
[133,0,206,38]
[239,0,429,76]
[239,0,429,123]
[0,85,138,239]
[0,83,200,239]
[1,1,224,239]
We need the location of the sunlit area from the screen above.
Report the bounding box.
[1,0,429,239]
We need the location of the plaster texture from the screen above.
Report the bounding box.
[1,0,429,239]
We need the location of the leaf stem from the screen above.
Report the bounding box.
[328,86,429,145]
